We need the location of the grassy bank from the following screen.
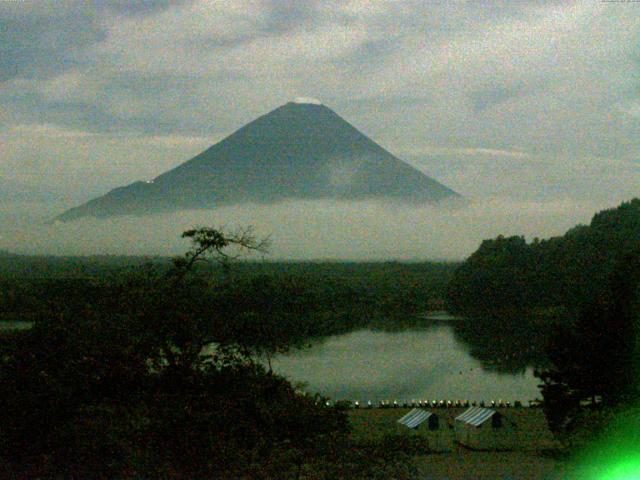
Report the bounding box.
[347,408,575,479]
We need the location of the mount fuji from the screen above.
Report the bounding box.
[56,101,461,221]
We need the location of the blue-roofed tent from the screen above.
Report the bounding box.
[454,407,512,450]
[397,409,439,430]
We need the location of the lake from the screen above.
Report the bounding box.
[0,318,543,404]
[271,322,542,404]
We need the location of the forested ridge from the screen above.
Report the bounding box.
[447,198,640,316]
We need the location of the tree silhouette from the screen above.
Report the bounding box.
[536,247,640,434]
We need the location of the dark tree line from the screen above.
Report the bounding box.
[447,198,640,317]
[536,247,640,435]
[0,259,457,356]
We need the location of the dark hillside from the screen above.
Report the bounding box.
[447,198,640,315]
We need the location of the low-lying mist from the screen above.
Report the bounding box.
[1,196,625,261]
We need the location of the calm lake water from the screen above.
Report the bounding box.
[271,323,542,404]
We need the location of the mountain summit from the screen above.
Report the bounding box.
[56,102,461,221]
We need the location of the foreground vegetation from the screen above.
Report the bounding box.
[0,231,459,478]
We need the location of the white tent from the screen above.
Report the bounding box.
[397,409,450,452]
[454,407,513,450]
[397,408,439,430]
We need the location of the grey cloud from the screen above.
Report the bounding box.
[468,81,545,114]
[104,0,194,17]
[261,0,323,35]
[0,198,621,259]
[2,91,135,135]
[0,177,66,204]
[0,12,104,82]
[0,1,193,82]
[1,70,246,136]
[331,38,400,72]
[402,152,639,203]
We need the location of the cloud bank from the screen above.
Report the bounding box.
[0,196,627,261]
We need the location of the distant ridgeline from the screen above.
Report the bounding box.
[446,198,640,317]
[0,258,458,331]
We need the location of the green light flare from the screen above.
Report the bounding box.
[576,454,640,480]
[573,413,640,480]
[604,460,640,480]
[567,405,640,480]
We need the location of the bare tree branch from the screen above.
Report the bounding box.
[170,226,270,283]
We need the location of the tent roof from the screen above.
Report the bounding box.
[397,408,434,428]
[455,407,496,427]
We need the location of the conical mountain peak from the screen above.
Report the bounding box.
[215,101,363,148]
[291,96,323,105]
[56,102,461,222]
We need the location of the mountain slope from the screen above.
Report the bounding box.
[57,101,461,221]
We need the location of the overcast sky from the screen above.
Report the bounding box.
[0,1,638,257]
